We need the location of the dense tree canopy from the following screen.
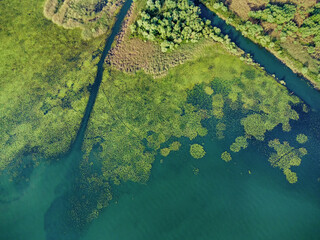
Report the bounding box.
[131,0,226,52]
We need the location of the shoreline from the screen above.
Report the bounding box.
[200,0,320,91]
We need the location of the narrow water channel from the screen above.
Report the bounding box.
[193,0,320,111]
[72,0,133,151]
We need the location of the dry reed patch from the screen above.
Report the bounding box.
[282,39,319,72]
[106,2,215,76]
[43,0,124,39]
[227,0,268,19]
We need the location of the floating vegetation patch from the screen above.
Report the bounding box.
[81,41,306,224]
[230,136,248,153]
[161,141,182,157]
[190,144,206,159]
[221,151,232,162]
[268,139,308,183]
[296,134,308,144]
[44,0,125,39]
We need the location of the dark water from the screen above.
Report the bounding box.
[194,0,320,111]
[1,1,320,240]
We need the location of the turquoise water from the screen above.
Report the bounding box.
[1,110,320,240]
[1,1,320,239]
[80,112,320,240]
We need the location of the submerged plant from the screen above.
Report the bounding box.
[190,144,206,159]
[268,139,307,183]
[221,151,232,162]
[296,134,308,144]
[230,136,248,152]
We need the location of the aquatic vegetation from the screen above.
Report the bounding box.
[170,141,182,151]
[241,114,267,141]
[211,94,224,119]
[0,0,105,171]
[160,142,181,157]
[230,136,248,153]
[296,134,308,144]
[190,144,206,159]
[193,167,200,175]
[216,122,226,139]
[160,148,171,157]
[83,62,213,185]
[205,86,214,95]
[44,0,124,39]
[221,151,232,162]
[268,139,307,183]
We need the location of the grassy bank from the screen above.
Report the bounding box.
[200,0,320,89]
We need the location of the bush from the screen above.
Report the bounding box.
[132,0,224,52]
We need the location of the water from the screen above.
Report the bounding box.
[81,125,320,240]
[1,1,320,240]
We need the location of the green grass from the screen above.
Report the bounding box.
[0,0,106,170]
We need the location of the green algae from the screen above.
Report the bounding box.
[230,136,248,153]
[190,144,206,159]
[296,134,308,144]
[221,151,232,162]
[268,139,308,183]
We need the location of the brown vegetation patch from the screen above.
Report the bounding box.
[281,38,319,72]
[43,0,124,39]
[106,2,215,76]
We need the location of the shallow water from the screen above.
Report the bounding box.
[80,114,320,240]
[1,109,320,240]
[1,1,320,240]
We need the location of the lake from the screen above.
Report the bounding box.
[1,1,320,240]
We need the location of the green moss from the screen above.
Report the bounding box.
[190,144,206,159]
[221,151,232,162]
[296,134,308,144]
